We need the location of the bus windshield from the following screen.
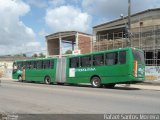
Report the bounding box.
[132,49,145,64]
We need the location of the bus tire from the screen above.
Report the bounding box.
[91,77,101,88]
[18,75,22,82]
[44,76,51,84]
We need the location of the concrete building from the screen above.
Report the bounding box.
[93,8,160,66]
[45,31,92,56]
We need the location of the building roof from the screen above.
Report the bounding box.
[45,31,92,40]
[93,8,160,29]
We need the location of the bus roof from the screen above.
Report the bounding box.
[67,47,141,58]
[14,57,57,62]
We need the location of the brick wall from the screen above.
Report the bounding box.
[47,39,60,55]
[78,34,92,54]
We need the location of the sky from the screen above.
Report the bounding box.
[0,0,160,56]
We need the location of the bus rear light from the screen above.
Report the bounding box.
[133,60,138,77]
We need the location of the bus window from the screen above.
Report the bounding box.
[80,56,91,67]
[26,62,31,69]
[34,61,37,69]
[37,61,43,69]
[22,62,26,69]
[50,60,54,69]
[43,60,50,69]
[13,62,17,70]
[119,51,126,64]
[106,52,118,65]
[132,49,145,64]
[70,57,79,68]
[17,62,22,70]
[33,61,37,69]
[30,61,36,69]
[93,54,104,66]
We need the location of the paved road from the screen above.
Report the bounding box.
[0,80,160,114]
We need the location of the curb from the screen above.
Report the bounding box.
[129,84,160,91]
[137,81,160,86]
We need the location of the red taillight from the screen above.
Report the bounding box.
[133,60,138,77]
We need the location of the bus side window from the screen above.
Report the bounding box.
[50,60,54,69]
[93,54,104,66]
[70,57,79,68]
[43,60,46,69]
[47,60,50,69]
[37,61,43,69]
[34,61,37,69]
[26,62,28,69]
[26,62,31,69]
[43,60,50,69]
[80,56,91,67]
[17,62,22,70]
[119,51,126,64]
[23,62,26,69]
[30,61,35,69]
[106,52,118,65]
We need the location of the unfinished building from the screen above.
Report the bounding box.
[45,31,92,57]
[93,8,160,66]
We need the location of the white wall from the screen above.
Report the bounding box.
[0,61,13,78]
[145,66,160,81]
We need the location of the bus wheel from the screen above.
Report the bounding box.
[44,76,51,84]
[91,77,101,88]
[104,84,115,88]
[18,76,22,82]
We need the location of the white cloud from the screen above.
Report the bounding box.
[48,0,66,8]
[25,0,48,8]
[25,0,66,9]
[38,29,48,37]
[82,0,160,21]
[45,5,91,32]
[0,0,41,55]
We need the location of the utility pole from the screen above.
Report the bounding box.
[128,0,131,47]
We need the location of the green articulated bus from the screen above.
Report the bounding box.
[12,47,145,88]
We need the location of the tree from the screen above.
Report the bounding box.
[39,53,45,58]
[22,54,26,57]
[15,54,21,57]
[32,53,38,58]
[64,50,72,54]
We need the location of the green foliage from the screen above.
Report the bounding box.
[32,53,45,58]
[22,54,26,57]
[64,50,72,54]
[32,53,38,58]
[39,53,45,58]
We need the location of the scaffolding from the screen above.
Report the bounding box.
[93,25,160,66]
